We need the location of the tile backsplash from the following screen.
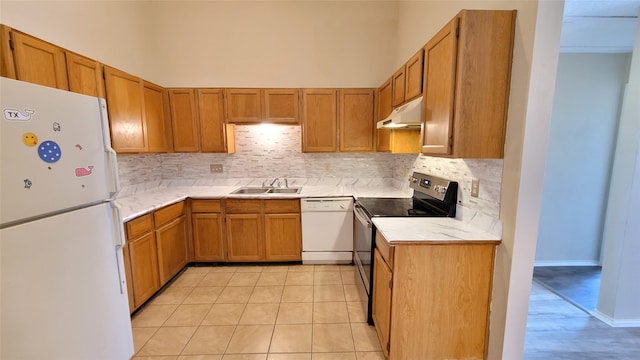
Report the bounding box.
[117,125,502,219]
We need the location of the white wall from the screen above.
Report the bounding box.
[536,53,631,265]
[142,1,398,87]
[0,1,398,88]
[597,19,640,325]
[0,1,149,78]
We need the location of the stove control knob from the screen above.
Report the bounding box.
[434,185,447,194]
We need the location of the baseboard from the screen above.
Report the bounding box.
[534,260,601,267]
[592,310,640,327]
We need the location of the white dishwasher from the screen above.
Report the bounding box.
[301,197,354,264]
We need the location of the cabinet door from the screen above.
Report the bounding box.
[144,81,170,153]
[156,216,189,284]
[262,89,299,124]
[226,88,261,123]
[301,89,338,152]
[66,52,104,98]
[11,31,69,90]
[121,243,135,313]
[192,213,225,261]
[405,49,424,101]
[376,78,392,152]
[226,214,264,261]
[421,18,458,155]
[339,89,375,152]
[104,66,147,153]
[0,25,16,79]
[265,213,301,261]
[391,66,405,107]
[169,88,200,152]
[198,89,229,152]
[128,232,160,308]
[372,249,392,359]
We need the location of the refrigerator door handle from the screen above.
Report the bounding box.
[99,98,120,199]
[110,201,126,294]
[111,201,125,248]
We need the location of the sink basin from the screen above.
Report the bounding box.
[267,187,301,194]
[229,187,301,195]
[230,187,270,194]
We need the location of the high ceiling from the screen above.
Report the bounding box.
[562,0,640,52]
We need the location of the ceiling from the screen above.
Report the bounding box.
[561,0,640,52]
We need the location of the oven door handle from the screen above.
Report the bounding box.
[354,205,372,229]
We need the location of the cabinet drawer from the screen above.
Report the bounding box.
[154,201,185,227]
[126,213,153,239]
[191,199,222,213]
[376,229,394,269]
[225,199,262,213]
[264,199,300,213]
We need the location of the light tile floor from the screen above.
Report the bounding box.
[131,264,384,360]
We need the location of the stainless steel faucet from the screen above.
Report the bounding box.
[269,178,279,187]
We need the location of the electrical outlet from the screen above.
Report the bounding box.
[471,178,480,197]
[323,163,331,171]
[210,164,223,173]
[177,164,183,173]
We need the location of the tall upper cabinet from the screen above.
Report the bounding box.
[168,88,235,153]
[10,30,69,90]
[104,66,147,153]
[421,10,516,158]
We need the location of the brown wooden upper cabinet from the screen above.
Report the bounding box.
[143,81,170,153]
[376,78,393,152]
[262,88,299,123]
[103,66,147,153]
[391,67,406,107]
[65,51,105,98]
[169,88,200,152]
[301,89,338,152]
[10,30,69,90]
[339,89,375,152]
[226,88,299,124]
[225,88,261,123]
[421,10,516,158]
[0,25,16,79]
[168,88,235,153]
[198,89,235,153]
[405,49,424,101]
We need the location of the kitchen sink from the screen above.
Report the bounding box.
[230,187,270,194]
[267,187,301,194]
[230,187,301,195]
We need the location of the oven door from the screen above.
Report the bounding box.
[353,204,373,294]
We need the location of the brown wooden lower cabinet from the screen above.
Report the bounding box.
[124,213,160,312]
[372,230,497,360]
[155,215,189,284]
[225,199,301,262]
[191,199,226,261]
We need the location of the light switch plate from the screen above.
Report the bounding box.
[471,178,479,197]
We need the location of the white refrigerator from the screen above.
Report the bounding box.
[0,77,134,360]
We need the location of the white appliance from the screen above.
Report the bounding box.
[0,78,134,360]
[376,96,422,129]
[301,197,354,264]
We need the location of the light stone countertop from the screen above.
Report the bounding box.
[116,184,412,222]
[116,183,501,243]
[372,217,501,244]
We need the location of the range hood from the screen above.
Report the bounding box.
[376,96,422,129]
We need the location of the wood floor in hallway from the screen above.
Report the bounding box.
[524,281,640,360]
